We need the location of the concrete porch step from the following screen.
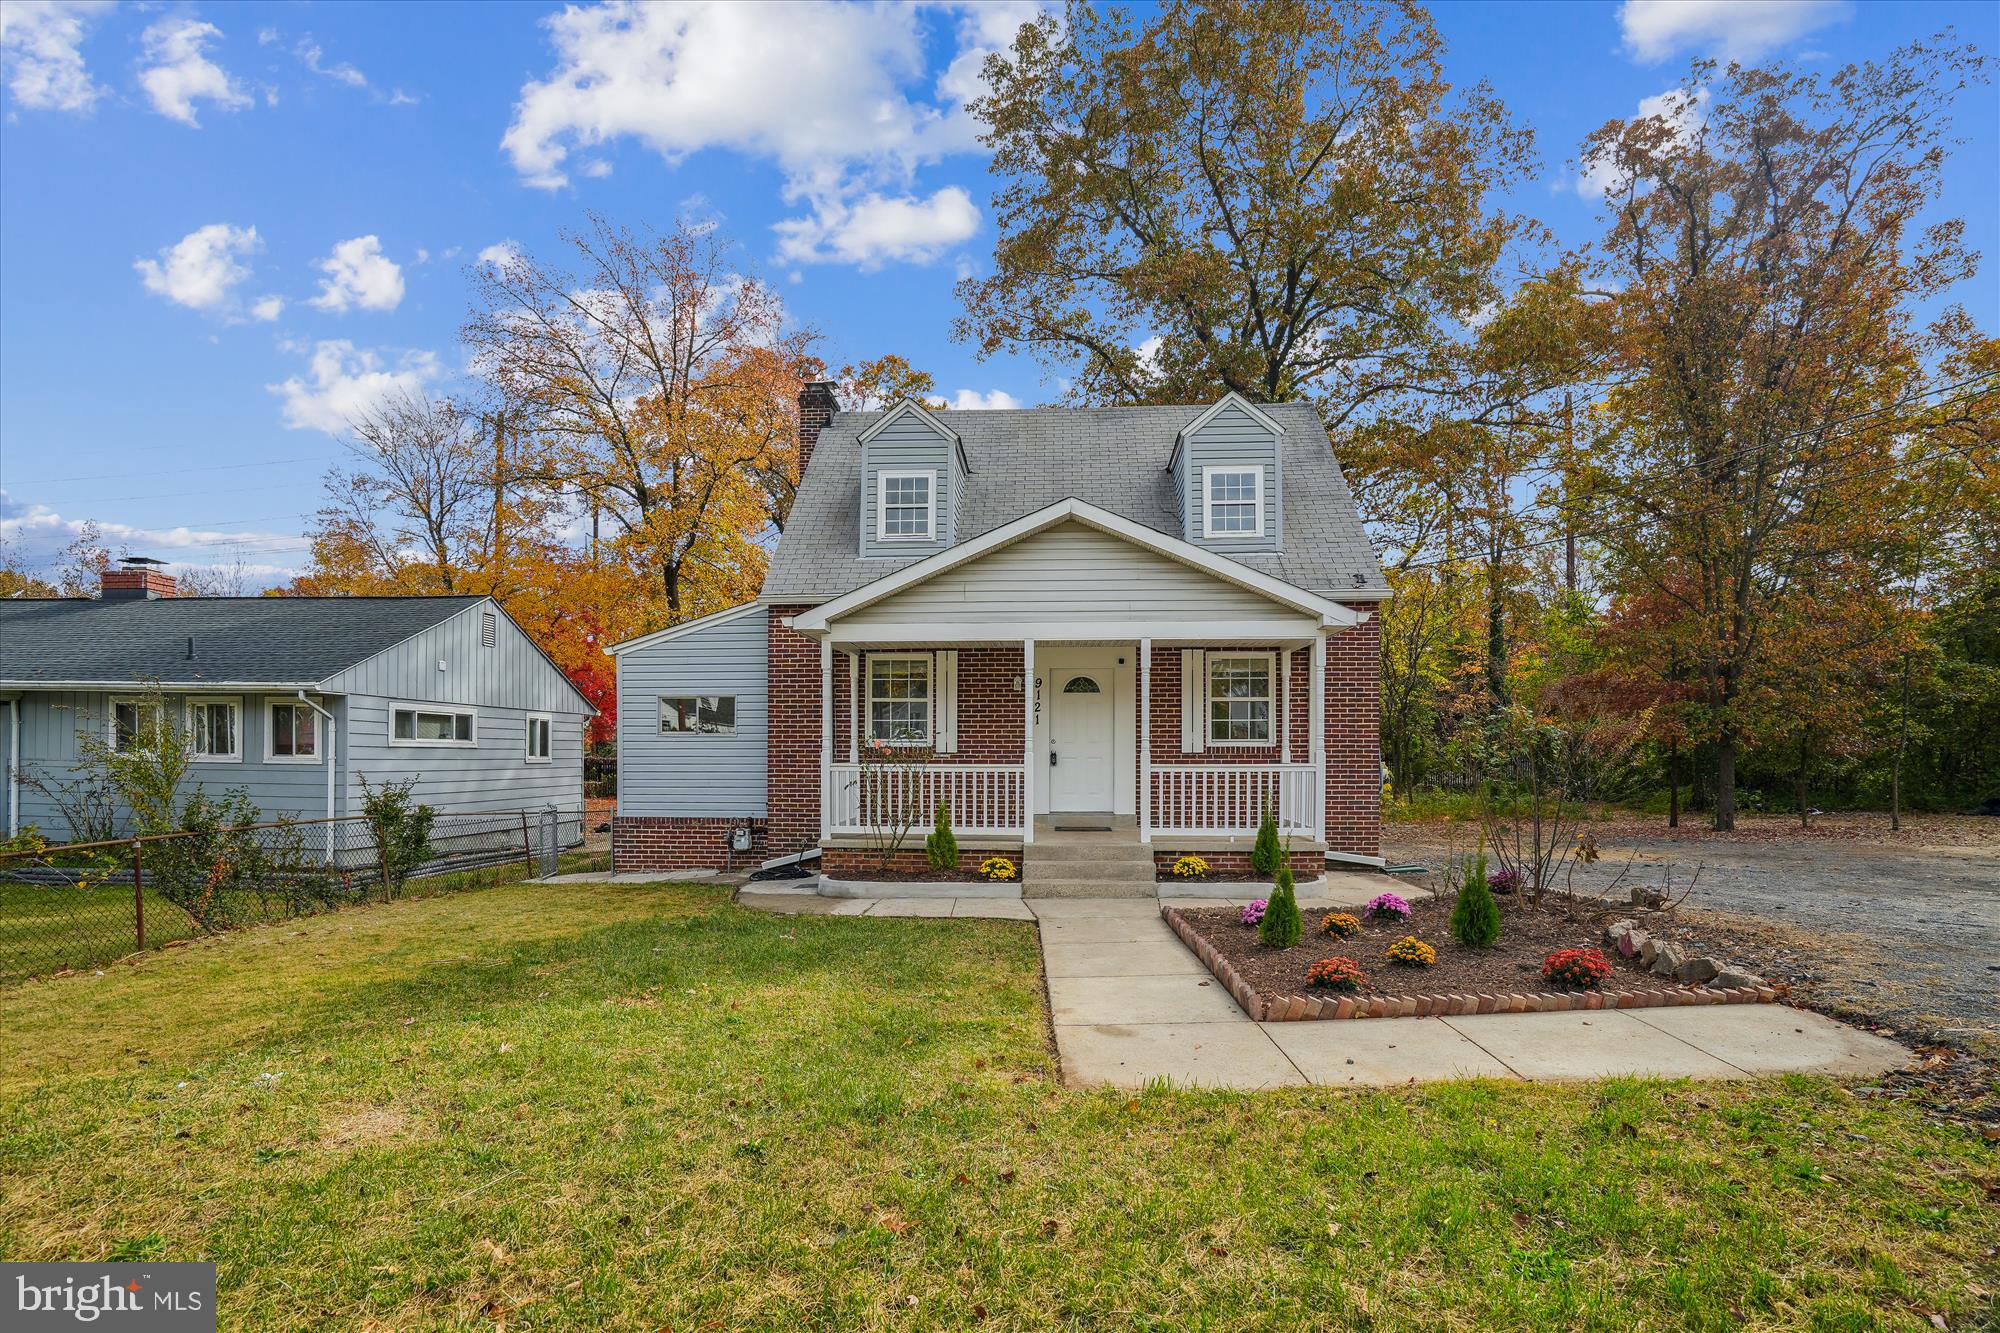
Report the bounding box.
[1030,841,1154,865]
[1023,879,1158,899]
[1023,861,1157,885]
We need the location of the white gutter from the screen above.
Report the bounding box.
[3,694,18,840]
[294,691,339,861]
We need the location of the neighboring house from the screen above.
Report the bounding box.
[609,385,1389,880]
[0,566,594,841]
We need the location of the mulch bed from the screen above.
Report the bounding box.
[1169,895,1777,1022]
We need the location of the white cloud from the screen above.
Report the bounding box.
[1134,336,1164,375]
[1576,88,1709,198]
[308,235,405,313]
[296,36,366,89]
[503,0,1035,266]
[949,388,1022,410]
[138,15,250,126]
[269,340,441,434]
[0,0,112,112]
[0,492,307,581]
[134,223,262,312]
[1618,0,1849,64]
[773,187,979,268]
[249,294,284,322]
[477,240,521,268]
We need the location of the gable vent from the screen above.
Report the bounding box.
[481,612,497,648]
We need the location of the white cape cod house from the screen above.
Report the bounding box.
[609,387,1388,886]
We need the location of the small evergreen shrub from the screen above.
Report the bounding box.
[1320,911,1361,939]
[1249,809,1282,876]
[1305,956,1367,991]
[1543,947,1614,988]
[1450,853,1502,949]
[1259,867,1302,949]
[1385,935,1437,967]
[925,800,958,872]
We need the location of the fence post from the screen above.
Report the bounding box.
[130,839,145,953]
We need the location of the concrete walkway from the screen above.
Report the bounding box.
[1032,898,1911,1090]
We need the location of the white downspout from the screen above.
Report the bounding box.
[296,691,338,862]
[5,696,19,840]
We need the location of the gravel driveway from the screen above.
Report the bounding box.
[1385,817,2000,1057]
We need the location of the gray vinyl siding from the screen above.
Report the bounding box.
[860,413,956,557]
[615,607,768,819]
[318,602,590,715]
[1179,402,1281,554]
[6,689,347,836]
[849,522,1314,633]
[341,696,583,815]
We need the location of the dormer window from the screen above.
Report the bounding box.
[1204,468,1263,537]
[877,470,936,542]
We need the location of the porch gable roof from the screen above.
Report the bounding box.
[787,498,1365,636]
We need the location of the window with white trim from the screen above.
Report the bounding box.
[877,470,936,541]
[525,713,553,761]
[110,698,163,753]
[867,654,932,744]
[660,696,735,735]
[267,700,320,762]
[187,698,242,761]
[392,705,475,745]
[1207,654,1274,745]
[1204,468,1263,536]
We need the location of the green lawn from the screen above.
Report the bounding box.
[0,883,1991,1330]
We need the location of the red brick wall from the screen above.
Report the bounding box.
[614,816,766,872]
[1144,645,1307,765]
[821,846,1018,879]
[1325,608,1382,859]
[766,605,822,856]
[1153,848,1323,879]
[954,646,1026,761]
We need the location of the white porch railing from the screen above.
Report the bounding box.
[827,762,1026,835]
[1149,764,1318,837]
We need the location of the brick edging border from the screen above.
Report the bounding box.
[1159,905,1779,1023]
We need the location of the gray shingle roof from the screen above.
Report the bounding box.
[0,595,482,686]
[762,401,1388,603]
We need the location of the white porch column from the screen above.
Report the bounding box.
[1281,646,1293,761]
[1138,638,1152,843]
[820,639,833,838]
[1021,638,1035,845]
[1309,631,1327,843]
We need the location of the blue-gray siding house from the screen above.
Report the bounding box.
[0,578,593,842]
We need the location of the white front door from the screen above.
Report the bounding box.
[1050,668,1114,810]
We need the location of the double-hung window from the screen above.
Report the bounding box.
[1204,468,1263,537]
[877,470,935,542]
[867,655,931,745]
[660,696,735,735]
[392,705,475,745]
[110,698,163,753]
[525,714,553,761]
[1207,654,1274,746]
[188,698,242,762]
[267,700,320,762]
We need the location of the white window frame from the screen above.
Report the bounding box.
[107,696,163,754]
[524,712,553,763]
[1206,651,1277,747]
[876,469,937,543]
[866,653,933,746]
[658,695,737,736]
[389,702,478,747]
[264,698,322,764]
[185,696,243,763]
[1203,467,1265,538]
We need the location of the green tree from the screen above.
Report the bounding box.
[1249,809,1282,876]
[1450,850,1501,948]
[925,799,959,873]
[1259,866,1302,949]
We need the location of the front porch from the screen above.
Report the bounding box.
[815,633,1332,849]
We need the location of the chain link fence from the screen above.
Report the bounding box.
[0,806,584,984]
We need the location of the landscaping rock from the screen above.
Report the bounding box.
[1675,956,1720,985]
[1639,938,1660,966]
[1602,919,1637,949]
[1629,885,1667,909]
[1714,969,1760,990]
[1618,929,1650,960]
[1650,943,1685,977]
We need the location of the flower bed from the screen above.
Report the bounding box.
[1163,894,1777,1022]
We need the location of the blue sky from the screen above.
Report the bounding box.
[2,0,1994,587]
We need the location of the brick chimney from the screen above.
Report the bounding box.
[101,560,177,600]
[797,380,839,483]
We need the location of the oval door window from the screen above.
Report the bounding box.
[1062,676,1101,693]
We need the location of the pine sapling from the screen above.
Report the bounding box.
[1450,851,1502,948]
[1259,866,1303,949]
[925,799,958,873]
[1249,808,1282,876]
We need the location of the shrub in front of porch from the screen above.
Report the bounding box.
[925,801,958,873]
[1258,867,1302,948]
[1249,810,1283,876]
